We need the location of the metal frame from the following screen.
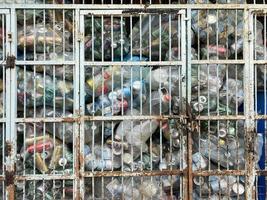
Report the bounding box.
[0,4,265,200]
[79,8,187,199]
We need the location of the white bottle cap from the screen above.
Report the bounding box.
[172,138,180,148]
[38,27,48,33]
[219,128,227,138]
[208,14,217,24]
[199,96,207,104]
[232,182,245,195]
[159,160,168,170]
[132,80,142,91]
[58,158,67,167]
[193,102,204,112]
[108,91,118,101]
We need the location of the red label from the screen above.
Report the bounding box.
[27,140,53,153]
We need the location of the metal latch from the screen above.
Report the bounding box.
[6,55,16,69]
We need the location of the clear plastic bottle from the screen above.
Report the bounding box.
[115,108,140,141]
[84,144,121,170]
[86,94,128,116]
[17,69,74,110]
[86,66,122,98]
[191,62,226,95]
[17,23,67,53]
[219,78,244,109]
[27,107,100,144]
[146,67,169,91]
[199,135,234,168]
[125,119,159,149]
[142,89,171,115]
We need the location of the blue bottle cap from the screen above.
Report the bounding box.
[121,87,131,98]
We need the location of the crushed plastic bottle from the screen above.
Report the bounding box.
[17,22,72,54]
[84,17,129,61]
[132,14,188,60]
[17,68,74,110]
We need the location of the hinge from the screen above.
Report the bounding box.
[6,55,16,69]
[248,31,253,42]
[7,32,12,42]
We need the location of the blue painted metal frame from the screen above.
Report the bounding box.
[257,91,266,200]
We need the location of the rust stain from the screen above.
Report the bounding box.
[6,185,15,200]
[193,170,246,176]
[83,169,185,177]
[75,131,81,200]
[5,170,15,187]
[5,141,12,157]
[187,128,193,200]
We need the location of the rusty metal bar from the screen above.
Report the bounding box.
[82,169,184,177]
[193,170,246,176]
[15,117,78,123]
[12,170,267,180]
[15,175,75,181]
[83,115,188,121]
[74,8,81,200]
[0,4,265,10]
[187,130,193,200]
[16,115,267,122]
[244,9,256,200]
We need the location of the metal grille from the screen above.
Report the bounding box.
[0,2,265,200]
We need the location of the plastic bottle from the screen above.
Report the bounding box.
[199,135,234,168]
[85,66,122,97]
[191,62,226,95]
[142,89,171,115]
[115,108,140,141]
[84,17,129,61]
[17,69,74,110]
[219,78,244,109]
[86,94,128,116]
[146,67,169,91]
[17,23,68,53]
[84,144,121,170]
[125,119,159,149]
[132,14,186,60]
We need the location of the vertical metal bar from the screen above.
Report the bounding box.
[244,9,256,200]
[6,8,15,200]
[185,9,192,200]
[75,8,82,200]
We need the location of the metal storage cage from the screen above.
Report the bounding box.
[0,0,266,199]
